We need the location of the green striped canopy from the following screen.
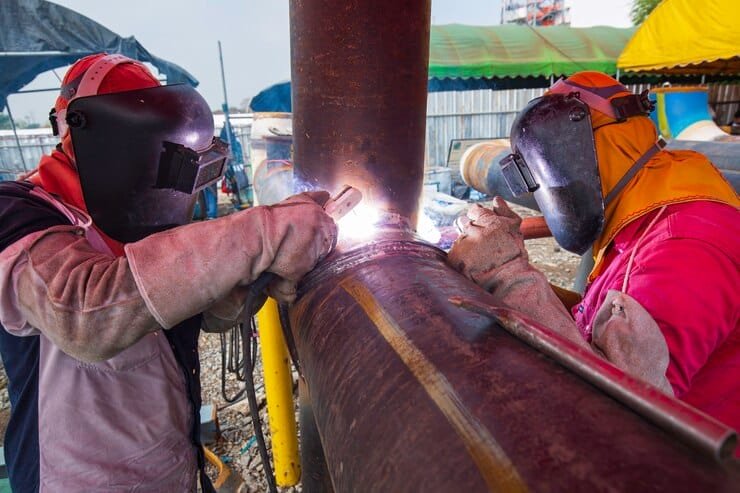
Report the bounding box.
[429,24,636,80]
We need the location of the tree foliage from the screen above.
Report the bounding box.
[1,112,48,130]
[631,0,662,25]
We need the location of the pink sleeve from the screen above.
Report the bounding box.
[624,237,739,397]
[0,230,46,336]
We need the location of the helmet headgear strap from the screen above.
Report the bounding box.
[50,54,144,137]
[549,78,655,122]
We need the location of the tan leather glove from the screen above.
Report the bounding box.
[591,290,674,395]
[126,191,337,328]
[447,198,525,288]
[448,197,587,347]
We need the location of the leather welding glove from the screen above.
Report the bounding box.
[447,198,587,348]
[591,290,674,395]
[125,191,337,329]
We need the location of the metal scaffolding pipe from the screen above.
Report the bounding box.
[288,1,740,491]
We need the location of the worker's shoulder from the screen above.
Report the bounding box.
[0,181,70,253]
[663,200,739,260]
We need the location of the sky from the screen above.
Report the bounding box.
[8,0,632,124]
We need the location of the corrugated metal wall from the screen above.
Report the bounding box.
[425,88,545,168]
[425,82,740,169]
[0,130,57,177]
[708,83,740,125]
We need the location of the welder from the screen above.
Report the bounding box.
[0,54,336,491]
[449,72,739,442]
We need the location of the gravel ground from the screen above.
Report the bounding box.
[0,202,580,491]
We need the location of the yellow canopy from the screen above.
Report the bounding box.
[617,0,740,74]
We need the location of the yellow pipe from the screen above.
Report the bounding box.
[256,297,301,486]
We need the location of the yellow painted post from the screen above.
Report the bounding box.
[256,297,301,486]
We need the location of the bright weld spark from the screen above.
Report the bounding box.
[417,211,441,244]
[337,203,380,240]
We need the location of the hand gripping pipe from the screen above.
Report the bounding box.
[288,1,740,491]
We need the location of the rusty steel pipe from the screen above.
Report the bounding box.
[290,0,430,230]
[520,216,551,240]
[291,241,740,491]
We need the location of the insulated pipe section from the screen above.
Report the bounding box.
[460,139,740,209]
[290,0,430,229]
[460,140,540,210]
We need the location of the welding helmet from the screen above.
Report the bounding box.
[499,72,655,255]
[53,54,228,242]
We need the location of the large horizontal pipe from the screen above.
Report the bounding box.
[291,240,740,491]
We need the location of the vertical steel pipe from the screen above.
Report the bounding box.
[290,0,430,228]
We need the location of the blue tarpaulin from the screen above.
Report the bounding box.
[0,0,198,111]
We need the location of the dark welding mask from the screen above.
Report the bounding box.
[66,84,228,242]
[499,93,604,255]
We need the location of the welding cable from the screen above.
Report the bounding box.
[219,326,246,403]
[277,302,302,376]
[241,272,279,493]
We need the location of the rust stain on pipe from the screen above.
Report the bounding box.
[341,277,528,493]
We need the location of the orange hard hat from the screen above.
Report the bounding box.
[52,53,160,159]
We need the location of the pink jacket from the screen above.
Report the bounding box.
[574,201,740,434]
[0,189,196,491]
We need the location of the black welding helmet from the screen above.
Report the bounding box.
[66,84,228,242]
[499,93,604,255]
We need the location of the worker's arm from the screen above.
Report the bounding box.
[1,192,336,362]
[0,225,160,362]
[447,198,587,348]
[126,192,336,330]
[201,286,248,333]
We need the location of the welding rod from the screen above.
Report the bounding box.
[450,296,738,462]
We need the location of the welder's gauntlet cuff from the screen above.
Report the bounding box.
[125,192,337,329]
